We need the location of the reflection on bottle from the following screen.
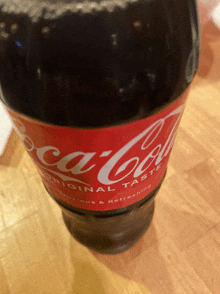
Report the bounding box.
[16,41,23,48]
[119,78,137,101]
[185,48,197,83]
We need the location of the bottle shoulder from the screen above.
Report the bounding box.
[0,0,200,128]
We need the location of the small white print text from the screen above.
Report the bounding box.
[57,184,152,205]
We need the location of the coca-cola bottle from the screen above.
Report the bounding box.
[0,0,200,254]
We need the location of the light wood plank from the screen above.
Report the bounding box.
[124,236,212,294]
[185,222,220,294]
[168,126,208,173]
[186,158,220,215]
[0,263,10,294]
[155,173,220,251]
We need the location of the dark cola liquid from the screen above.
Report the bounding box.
[0,0,200,254]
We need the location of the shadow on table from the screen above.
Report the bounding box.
[68,229,155,293]
[88,221,175,294]
[71,261,106,294]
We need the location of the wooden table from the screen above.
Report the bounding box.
[1,22,220,294]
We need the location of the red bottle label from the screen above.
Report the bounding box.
[5,90,189,211]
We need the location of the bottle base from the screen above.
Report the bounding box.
[62,200,155,255]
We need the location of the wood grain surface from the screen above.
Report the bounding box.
[1,23,220,294]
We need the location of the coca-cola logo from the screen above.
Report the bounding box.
[11,104,184,186]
